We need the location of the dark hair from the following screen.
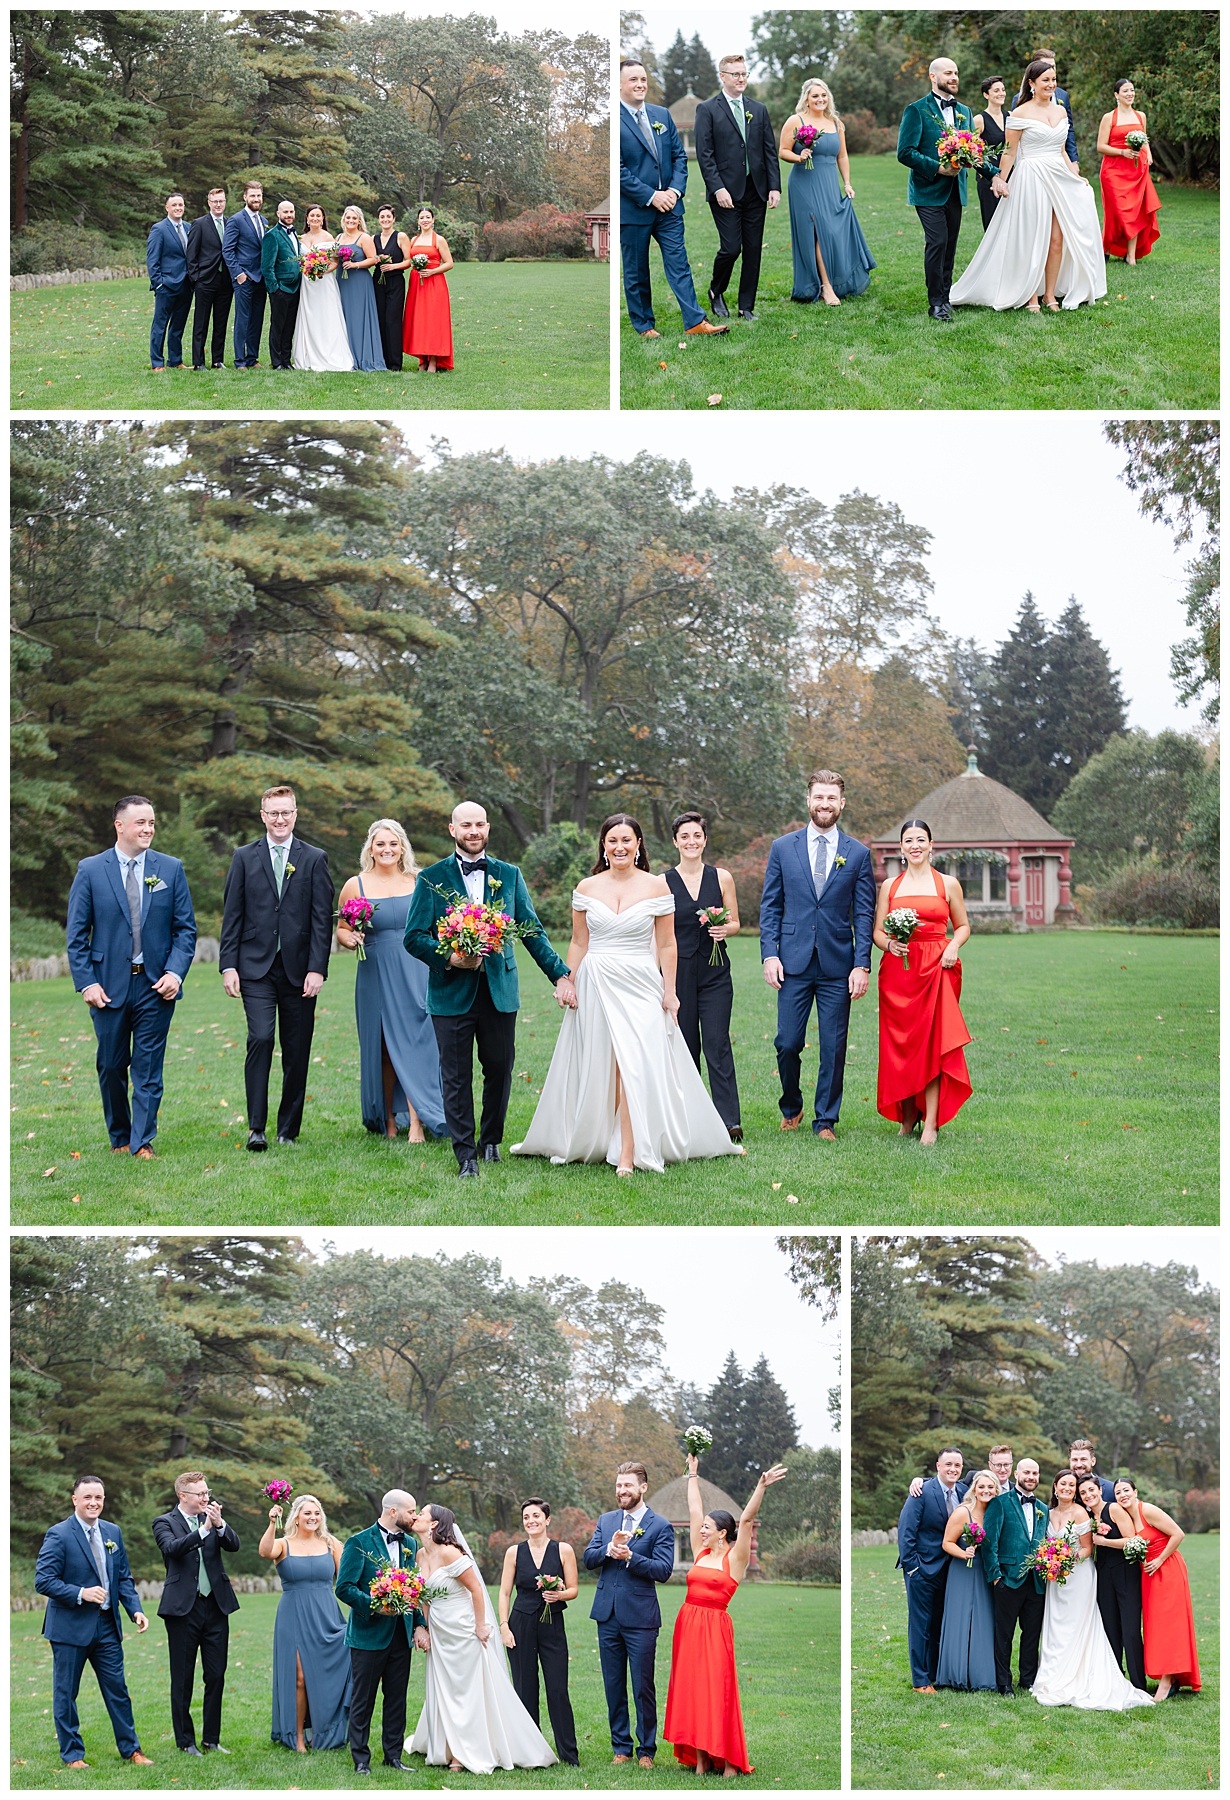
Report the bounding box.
[305,204,327,229]
[521,1496,552,1519]
[706,1509,739,1545]
[72,1474,105,1493]
[1114,1475,1138,1494]
[1075,1475,1104,1504]
[1113,77,1134,94]
[620,58,647,72]
[425,1504,460,1547]
[113,794,152,821]
[981,76,1005,96]
[899,818,933,841]
[807,768,844,795]
[1017,57,1056,105]
[377,202,397,215]
[937,1447,962,1462]
[416,204,436,218]
[671,810,708,841]
[165,192,184,204]
[592,814,652,874]
[1050,1469,1081,1507]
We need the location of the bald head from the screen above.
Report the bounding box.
[929,57,959,96]
[449,801,490,858]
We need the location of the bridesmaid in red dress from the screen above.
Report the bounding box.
[664,1454,787,1776]
[1097,79,1161,264]
[874,819,972,1145]
[402,204,455,373]
[1115,1478,1202,1697]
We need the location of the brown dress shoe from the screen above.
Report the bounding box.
[126,1752,154,1765]
[638,1757,655,1769]
[913,1684,936,1694]
[111,1144,131,1154]
[779,1110,803,1131]
[638,328,661,339]
[133,1145,156,1159]
[686,319,729,335]
[65,1761,90,1769]
[613,1753,632,1764]
[817,1128,837,1141]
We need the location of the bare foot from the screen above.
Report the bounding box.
[408,1128,426,1144]
[920,1124,939,1146]
[696,1751,712,1774]
[822,288,841,306]
[722,1765,738,1779]
[899,1102,919,1137]
[386,1122,398,1140]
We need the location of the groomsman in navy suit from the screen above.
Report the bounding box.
[896,1449,970,1691]
[584,1463,675,1765]
[222,180,269,367]
[35,1476,153,1768]
[146,192,195,370]
[66,794,197,1158]
[619,59,728,340]
[759,769,876,1138]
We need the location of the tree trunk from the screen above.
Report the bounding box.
[541,766,556,832]
[570,760,591,828]
[651,797,666,841]
[500,800,532,847]
[13,42,30,232]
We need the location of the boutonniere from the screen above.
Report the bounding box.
[745,109,754,122]
[835,855,847,869]
[104,1539,117,1553]
[633,1526,645,1539]
[284,864,295,878]
[143,874,166,891]
[651,120,665,133]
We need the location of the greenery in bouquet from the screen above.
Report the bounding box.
[883,907,920,971]
[1019,1531,1077,1585]
[368,1562,426,1614]
[1122,1534,1150,1563]
[683,1424,713,1462]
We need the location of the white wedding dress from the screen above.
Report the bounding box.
[1031,1521,1154,1711]
[292,236,355,371]
[951,114,1108,310]
[510,892,742,1172]
[407,1553,557,1773]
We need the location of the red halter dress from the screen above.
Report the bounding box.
[876,867,972,1127]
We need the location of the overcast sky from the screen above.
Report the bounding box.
[402,414,1207,735]
[638,8,759,71]
[298,1226,837,1446]
[858,1226,1218,1291]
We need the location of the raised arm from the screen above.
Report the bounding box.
[731,1463,787,1580]
[685,1454,706,1558]
[258,1507,288,1561]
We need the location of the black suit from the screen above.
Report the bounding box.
[219,835,334,1138]
[152,1509,240,1749]
[185,213,233,367]
[694,91,780,313]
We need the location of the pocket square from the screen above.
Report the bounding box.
[149,879,168,893]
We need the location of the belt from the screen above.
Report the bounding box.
[130,963,145,976]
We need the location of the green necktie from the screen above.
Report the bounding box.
[196,1519,213,1596]
[215,216,224,242]
[730,95,749,176]
[274,844,286,896]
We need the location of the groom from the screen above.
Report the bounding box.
[896,1449,969,1692]
[759,770,876,1139]
[584,1463,675,1766]
[336,1491,427,1774]
[404,801,576,1177]
[897,57,976,320]
[980,1457,1050,1695]
[260,199,302,371]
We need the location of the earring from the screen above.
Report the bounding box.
[602,853,609,867]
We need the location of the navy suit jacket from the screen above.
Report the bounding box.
[584,1507,674,1628]
[66,848,196,1004]
[36,1516,144,1645]
[1052,85,1078,164]
[759,826,876,978]
[147,216,191,293]
[222,208,267,284]
[896,1477,971,1579]
[621,103,688,226]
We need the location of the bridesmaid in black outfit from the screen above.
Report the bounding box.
[665,811,743,1140]
[1079,1476,1148,1691]
[498,1499,580,1765]
[372,204,412,372]
[973,76,1009,229]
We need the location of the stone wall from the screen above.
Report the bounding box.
[11,267,145,291]
[851,1528,897,1547]
[11,938,219,983]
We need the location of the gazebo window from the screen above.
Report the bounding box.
[988,862,1007,901]
[955,859,981,899]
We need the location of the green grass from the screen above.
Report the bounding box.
[619,156,1218,410]
[11,263,609,411]
[851,1540,1218,1787]
[9,1583,836,1789]
[9,931,1216,1225]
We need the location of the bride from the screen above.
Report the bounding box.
[510,814,745,1174]
[951,58,1107,312]
[1030,1472,1154,1711]
[407,1505,556,1774]
[292,205,356,371]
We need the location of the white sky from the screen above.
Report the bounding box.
[298,1226,838,1446]
[142,2,607,40]
[410,414,1207,734]
[638,8,759,72]
[858,1226,1219,1291]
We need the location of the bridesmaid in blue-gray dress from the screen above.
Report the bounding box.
[779,78,875,302]
[336,819,446,1141]
[335,206,388,371]
[259,1495,351,1752]
[935,1469,999,1690]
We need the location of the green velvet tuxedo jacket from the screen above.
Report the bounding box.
[335,1523,426,1650]
[898,93,977,206]
[403,854,569,1017]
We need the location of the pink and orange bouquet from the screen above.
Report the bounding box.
[536,1571,567,1621]
[697,904,731,967]
[430,878,540,962]
[1020,1531,1077,1585]
[369,1564,426,1615]
[936,127,989,172]
[958,1517,986,1571]
[792,124,820,168]
[337,895,378,961]
[300,246,334,282]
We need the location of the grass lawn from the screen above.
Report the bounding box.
[10,263,609,411]
[851,1539,1218,1788]
[9,1582,836,1790]
[9,931,1216,1226]
[619,156,1218,410]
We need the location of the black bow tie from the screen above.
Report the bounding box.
[1016,1489,1035,1502]
[459,858,487,876]
[935,94,956,107]
[383,1530,405,1544]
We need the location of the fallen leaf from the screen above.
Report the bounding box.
[71,1149,82,1159]
[772,1181,782,1190]
[43,1166,56,1177]
[1037,1038,1047,1045]
[657,360,667,369]
[786,1194,800,1204]
[707,393,723,406]
[71,1194,81,1203]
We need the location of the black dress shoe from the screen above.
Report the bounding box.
[180,1743,204,1754]
[202,1743,231,1753]
[276,1134,296,1145]
[211,362,225,369]
[354,1764,371,1775]
[457,1157,479,1178]
[192,364,205,371]
[481,1144,501,1163]
[383,1758,412,1770]
[708,286,730,318]
[928,303,952,321]
[246,1129,267,1152]
[738,308,758,320]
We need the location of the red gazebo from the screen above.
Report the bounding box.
[584,210,610,260]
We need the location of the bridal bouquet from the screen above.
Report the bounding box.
[936,126,990,171]
[883,907,921,972]
[697,904,731,966]
[1124,129,1148,162]
[792,124,820,168]
[1020,1531,1077,1585]
[300,246,333,282]
[430,879,540,962]
[369,1563,426,1615]
[1122,1534,1149,1564]
[536,1571,567,1621]
[334,242,359,279]
[337,895,378,961]
[682,1424,713,1462]
[957,1517,986,1570]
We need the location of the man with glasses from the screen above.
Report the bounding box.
[152,1473,241,1756]
[219,784,334,1149]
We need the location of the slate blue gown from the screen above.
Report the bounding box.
[353,879,447,1138]
[935,1541,996,1690]
[336,244,388,370]
[788,128,876,300]
[271,1552,351,1750]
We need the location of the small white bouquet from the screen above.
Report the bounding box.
[682,1424,713,1463]
[884,906,921,972]
[1122,1534,1149,1564]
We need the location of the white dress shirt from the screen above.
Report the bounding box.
[378,1522,405,1567]
[266,834,293,881]
[936,1477,961,1516]
[605,1499,648,1557]
[455,851,486,905]
[806,820,839,887]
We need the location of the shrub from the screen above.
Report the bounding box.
[483,204,586,261]
[1180,1488,1220,1533]
[724,823,805,925]
[10,907,65,959]
[11,221,143,274]
[517,821,594,930]
[1082,857,1219,929]
[840,109,897,154]
[487,1505,597,1567]
[398,206,478,261]
[759,1533,839,1584]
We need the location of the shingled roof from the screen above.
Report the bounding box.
[890,749,1072,845]
[648,1473,742,1520]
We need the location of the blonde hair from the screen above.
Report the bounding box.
[342,204,368,233]
[965,1469,999,1500]
[285,1494,329,1540]
[718,54,747,72]
[359,818,418,879]
[796,77,841,125]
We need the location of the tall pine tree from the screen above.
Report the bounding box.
[660,30,691,105]
[687,34,719,99]
[739,1354,799,1485]
[981,592,1055,812]
[1039,599,1126,812]
[702,1350,748,1499]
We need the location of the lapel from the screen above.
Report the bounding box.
[626,104,662,179]
[141,849,161,920]
[258,834,294,907]
[791,827,814,894]
[102,848,131,924]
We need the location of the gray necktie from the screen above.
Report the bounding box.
[88,1522,108,1589]
[254,213,265,239]
[124,858,143,960]
[176,221,187,247]
[635,106,656,153]
[812,835,828,899]
[944,1484,955,1516]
